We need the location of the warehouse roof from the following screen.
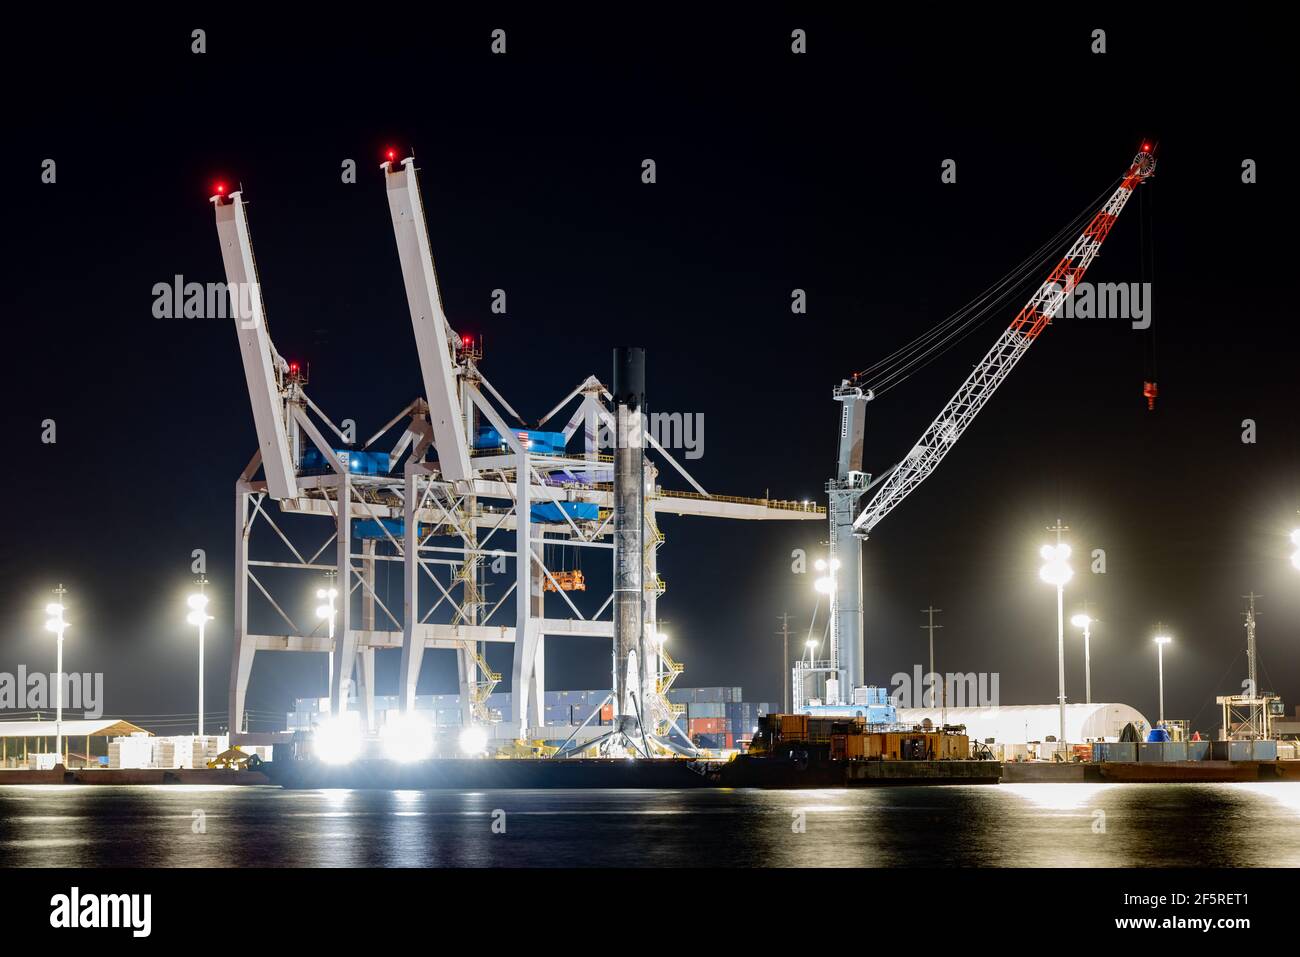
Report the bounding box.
[896,703,1150,744]
[0,719,151,738]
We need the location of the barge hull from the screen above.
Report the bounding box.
[269,757,1003,790]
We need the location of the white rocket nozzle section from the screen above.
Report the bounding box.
[213,191,299,500]
[382,156,473,483]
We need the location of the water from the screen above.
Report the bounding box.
[2,783,1299,867]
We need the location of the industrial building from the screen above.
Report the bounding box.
[896,704,1151,745]
[0,719,151,769]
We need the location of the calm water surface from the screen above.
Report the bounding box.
[2,783,1298,867]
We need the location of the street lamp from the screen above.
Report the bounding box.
[1154,630,1172,725]
[43,586,68,766]
[1039,540,1073,759]
[315,580,339,711]
[1290,529,1300,570]
[186,578,212,737]
[1070,612,1093,705]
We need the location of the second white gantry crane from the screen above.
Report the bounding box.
[825,144,1158,702]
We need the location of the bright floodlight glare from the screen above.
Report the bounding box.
[45,602,64,616]
[1291,529,1300,546]
[314,713,363,765]
[187,594,208,610]
[328,588,338,599]
[828,558,841,572]
[655,632,667,645]
[814,576,833,594]
[1039,543,1073,586]
[1154,635,1172,645]
[381,713,433,763]
[806,640,817,649]
[458,725,489,755]
[186,610,207,626]
[315,605,332,619]
[1070,613,1091,628]
[814,558,827,572]
[316,588,328,599]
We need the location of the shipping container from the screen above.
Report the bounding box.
[1093,742,1138,763]
[1137,742,1166,762]
[1186,740,1210,761]
[1253,739,1278,761]
[689,717,726,735]
[778,714,807,738]
[688,702,726,719]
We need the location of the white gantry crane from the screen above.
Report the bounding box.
[823,144,1157,704]
[212,150,823,754]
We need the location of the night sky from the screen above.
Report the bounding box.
[2,11,1295,736]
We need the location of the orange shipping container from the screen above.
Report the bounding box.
[689,718,725,735]
[778,714,807,737]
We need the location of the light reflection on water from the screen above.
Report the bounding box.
[0,783,1298,867]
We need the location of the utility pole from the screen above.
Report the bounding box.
[1243,593,1261,734]
[921,607,942,709]
[777,613,792,713]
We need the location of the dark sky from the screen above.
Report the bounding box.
[2,11,1295,736]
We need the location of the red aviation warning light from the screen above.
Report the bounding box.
[214,182,226,195]
[384,147,398,163]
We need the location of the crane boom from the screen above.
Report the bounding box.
[212,189,300,501]
[851,146,1156,536]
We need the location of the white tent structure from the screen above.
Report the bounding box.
[896,703,1150,744]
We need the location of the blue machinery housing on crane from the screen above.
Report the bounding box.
[811,144,1157,714]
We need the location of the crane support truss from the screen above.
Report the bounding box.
[852,148,1156,537]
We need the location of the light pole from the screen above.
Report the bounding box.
[186,577,212,737]
[1039,529,1073,759]
[1154,629,1172,725]
[316,578,339,712]
[1070,612,1093,705]
[43,586,68,765]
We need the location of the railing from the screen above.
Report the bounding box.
[471,447,615,464]
[656,488,825,514]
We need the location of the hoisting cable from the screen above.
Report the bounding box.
[1140,172,1159,410]
[854,175,1124,395]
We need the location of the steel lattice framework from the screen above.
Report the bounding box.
[852,147,1156,537]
